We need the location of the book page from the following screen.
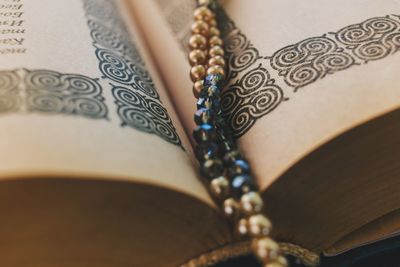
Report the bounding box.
[131,0,400,189]
[0,0,213,206]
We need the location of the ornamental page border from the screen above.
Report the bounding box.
[0,68,107,118]
[157,0,400,137]
[83,0,183,147]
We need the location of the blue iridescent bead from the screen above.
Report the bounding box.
[200,85,221,98]
[201,158,224,180]
[197,96,221,110]
[193,123,216,143]
[204,74,224,87]
[195,143,220,162]
[194,108,216,125]
[223,149,242,164]
[228,159,250,177]
[231,174,257,198]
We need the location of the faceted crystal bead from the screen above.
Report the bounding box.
[193,124,216,143]
[194,108,216,125]
[200,158,224,180]
[199,85,220,98]
[228,159,250,177]
[231,174,257,198]
[197,96,221,110]
[223,149,242,164]
[194,143,219,162]
[204,74,224,87]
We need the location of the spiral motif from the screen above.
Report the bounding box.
[25,69,107,119]
[113,86,142,106]
[272,46,307,68]
[228,46,259,73]
[300,37,335,54]
[97,49,134,84]
[90,21,123,51]
[112,86,182,146]
[367,17,399,34]
[287,64,320,88]
[119,106,154,133]
[229,106,253,136]
[66,97,107,118]
[383,32,400,50]
[66,74,101,95]
[315,53,355,72]
[249,86,283,118]
[355,41,390,61]
[27,93,64,113]
[224,31,248,53]
[239,66,270,93]
[25,70,68,91]
[336,16,400,62]
[147,99,169,120]
[154,121,181,145]
[336,25,373,45]
[0,71,19,91]
[84,0,182,147]
[221,89,237,113]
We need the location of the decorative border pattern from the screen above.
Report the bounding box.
[25,69,107,118]
[216,9,285,136]
[334,15,400,62]
[0,70,21,113]
[0,69,107,118]
[157,0,400,137]
[83,0,182,147]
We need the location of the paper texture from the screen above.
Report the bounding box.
[0,0,213,206]
[135,0,400,188]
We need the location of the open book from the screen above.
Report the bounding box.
[0,0,399,266]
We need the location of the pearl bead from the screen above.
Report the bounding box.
[264,256,288,267]
[209,36,223,47]
[237,218,249,236]
[210,176,230,199]
[192,20,209,36]
[193,80,204,98]
[248,214,272,237]
[189,34,207,50]
[208,18,217,27]
[252,237,280,262]
[189,49,206,66]
[207,65,225,78]
[209,45,225,57]
[208,55,226,67]
[190,65,206,82]
[194,6,214,22]
[198,0,211,6]
[223,198,240,219]
[209,27,220,37]
[241,191,264,214]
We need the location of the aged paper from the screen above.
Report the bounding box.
[0,0,213,206]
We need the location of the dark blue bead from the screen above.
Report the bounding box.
[195,143,220,162]
[194,108,216,125]
[204,74,224,87]
[223,149,242,164]
[200,158,224,180]
[193,124,216,143]
[231,174,257,198]
[228,159,250,177]
[197,96,221,110]
[200,85,221,98]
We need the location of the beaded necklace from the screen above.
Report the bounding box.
[188,1,289,266]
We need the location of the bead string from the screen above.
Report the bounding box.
[188,1,289,266]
